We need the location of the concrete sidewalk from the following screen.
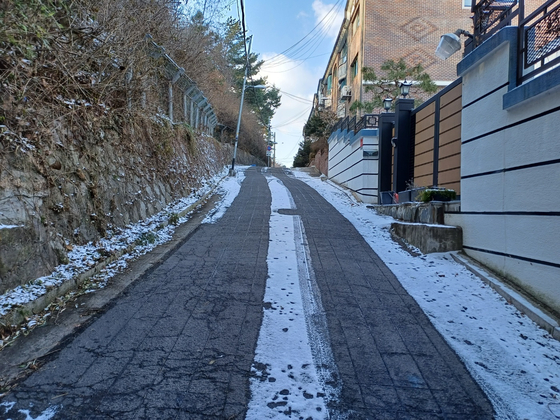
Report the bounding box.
[0,167,493,419]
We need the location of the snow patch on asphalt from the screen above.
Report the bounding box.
[247,176,332,419]
[0,402,58,420]
[293,169,560,420]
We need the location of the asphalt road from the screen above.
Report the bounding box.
[0,168,494,419]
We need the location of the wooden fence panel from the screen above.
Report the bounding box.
[412,80,462,194]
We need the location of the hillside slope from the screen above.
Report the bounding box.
[0,0,263,293]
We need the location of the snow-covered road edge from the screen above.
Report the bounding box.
[0,167,241,348]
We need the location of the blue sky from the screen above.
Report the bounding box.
[227,0,345,166]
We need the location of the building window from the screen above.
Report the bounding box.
[352,8,360,34]
[351,56,358,80]
[340,42,348,64]
[326,74,332,95]
[463,0,472,8]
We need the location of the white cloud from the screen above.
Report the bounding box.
[312,0,344,40]
[254,2,344,166]
[259,54,317,166]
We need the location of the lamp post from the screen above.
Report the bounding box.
[231,82,267,174]
[400,80,412,98]
[383,97,393,112]
[231,35,253,175]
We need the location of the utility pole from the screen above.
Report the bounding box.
[230,35,253,175]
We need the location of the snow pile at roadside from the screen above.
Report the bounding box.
[0,167,232,318]
[293,169,560,420]
[203,169,246,224]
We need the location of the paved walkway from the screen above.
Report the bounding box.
[1,168,493,419]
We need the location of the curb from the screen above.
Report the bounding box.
[0,175,226,333]
[451,252,560,341]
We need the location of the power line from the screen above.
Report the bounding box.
[262,0,343,66]
[269,3,342,65]
[260,7,343,74]
[279,90,313,104]
[272,106,312,129]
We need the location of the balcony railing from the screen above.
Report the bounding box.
[330,114,379,136]
[472,0,520,47]
[338,63,347,80]
[518,0,560,82]
[471,1,560,84]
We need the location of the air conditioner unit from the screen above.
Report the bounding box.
[341,86,352,98]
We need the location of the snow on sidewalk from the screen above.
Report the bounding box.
[293,169,560,420]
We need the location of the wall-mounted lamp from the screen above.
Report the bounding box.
[400,80,412,98]
[383,97,393,112]
[435,29,473,60]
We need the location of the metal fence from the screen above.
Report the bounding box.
[518,0,560,82]
[143,34,217,133]
[331,113,379,135]
[472,0,520,47]
[472,0,560,84]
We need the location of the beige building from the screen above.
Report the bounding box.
[316,0,474,118]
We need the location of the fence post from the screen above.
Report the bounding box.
[379,112,395,199]
[145,35,218,131]
[433,96,441,187]
[168,81,173,122]
[190,101,195,127]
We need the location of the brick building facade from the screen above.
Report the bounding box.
[315,0,474,118]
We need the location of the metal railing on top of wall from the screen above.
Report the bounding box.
[143,34,217,133]
[472,0,560,84]
[330,114,379,135]
[518,0,560,83]
[472,0,520,47]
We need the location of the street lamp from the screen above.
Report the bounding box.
[383,97,393,112]
[230,78,267,174]
[435,29,473,60]
[230,83,267,174]
[231,35,263,176]
[400,80,412,98]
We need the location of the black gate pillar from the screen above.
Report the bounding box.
[379,112,395,202]
[393,98,415,195]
